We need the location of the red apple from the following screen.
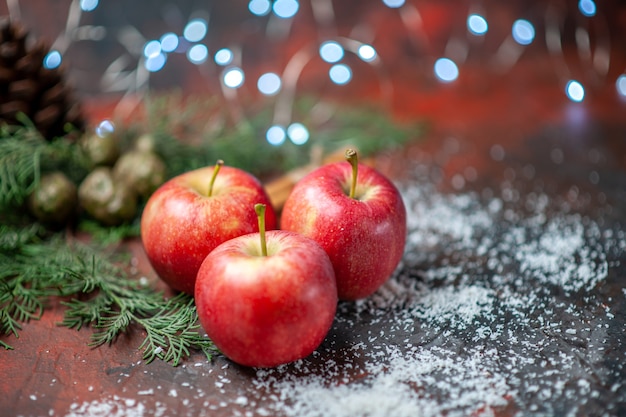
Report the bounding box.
[195,204,337,368]
[141,162,277,294]
[280,149,406,300]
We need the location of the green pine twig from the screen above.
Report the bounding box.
[0,225,217,365]
[0,122,88,211]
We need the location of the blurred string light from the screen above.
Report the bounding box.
[43,50,62,69]
[434,58,459,82]
[223,67,245,88]
[248,0,299,18]
[512,19,535,45]
[145,53,167,72]
[467,14,488,36]
[357,44,377,62]
[79,0,98,12]
[329,64,352,85]
[248,0,271,16]
[187,44,209,64]
[143,40,167,72]
[257,72,282,95]
[566,80,585,102]
[617,74,626,97]
[95,120,115,137]
[287,123,309,145]
[382,0,405,8]
[183,18,208,42]
[142,15,212,72]
[214,48,234,66]
[273,0,299,19]
[578,0,597,17]
[266,125,287,145]
[319,41,344,63]
[143,40,162,58]
[160,33,179,53]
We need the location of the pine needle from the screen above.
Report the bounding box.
[0,225,216,365]
[0,123,88,210]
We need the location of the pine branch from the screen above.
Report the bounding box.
[89,308,134,347]
[0,124,88,210]
[0,223,44,250]
[77,219,141,246]
[0,225,216,365]
[135,294,217,366]
[61,296,112,330]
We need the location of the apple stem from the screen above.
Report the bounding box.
[345,149,358,199]
[207,160,224,197]
[255,203,268,257]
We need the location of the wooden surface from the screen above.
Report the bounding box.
[2,1,626,416]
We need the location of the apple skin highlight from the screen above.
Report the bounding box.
[141,165,277,294]
[194,230,338,368]
[281,161,407,300]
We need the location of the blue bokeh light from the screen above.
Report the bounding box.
[143,40,162,59]
[616,74,626,97]
[214,48,234,66]
[183,18,208,43]
[223,67,245,89]
[579,0,597,17]
[319,41,344,64]
[512,19,535,45]
[80,0,98,12]
[160,33,179,53]
[43,50,62,69]
[187,44,208,64]
[382,0,405,8]
[566,80,585,102]
[329,64,352,85]
[357,44,377,62]
[287,123,309,145]
[249,0,271,16]
[273,0,299,19]
[145,53,167,72]
[257,73,282,96]
[96,120,115,137]
[467,14,488,36]
[266,125,286,146]
[434,58,459,82]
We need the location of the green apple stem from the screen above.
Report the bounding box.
[345,149,358,199]
[255,203,268,257]
[207,160,224,197]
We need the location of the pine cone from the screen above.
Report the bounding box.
[0,18,84,140]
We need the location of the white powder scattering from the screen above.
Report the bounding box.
[234,396,249,406]
[65,397,145,417]
[258,346,509,417]
[404,189,493,250]
[243,176,625,417]
[515,218,609,292]
[408,285,495,331]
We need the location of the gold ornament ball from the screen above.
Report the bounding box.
[80,134,120,167]
[134,133,157,153]
[27,171,78,225]
[113,149,166,199]
[78,167,137,226]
